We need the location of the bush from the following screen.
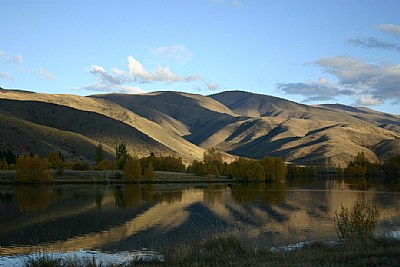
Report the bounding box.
[72,161,90,171]
[0,157,8,170]
[94,159,113,170]
[15,155,52,183]
[334,198,379,240]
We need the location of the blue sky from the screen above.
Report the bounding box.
[1,0,399,114]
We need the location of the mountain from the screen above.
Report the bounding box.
[0,88,399,166]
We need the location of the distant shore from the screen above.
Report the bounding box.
[0,170,233,184]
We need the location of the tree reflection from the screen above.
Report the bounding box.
[0,192,14,203]
[345,177,369,191]
[15,185,53,212]
[203,184,226,205]
[113,185,185,208]
[231,183,287,205]
[123,185,141,207]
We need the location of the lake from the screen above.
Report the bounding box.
[1,179,400,257]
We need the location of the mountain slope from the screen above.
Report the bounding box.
[0,91,205,162]
[0,88,399,166]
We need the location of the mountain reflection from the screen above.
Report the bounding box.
[0,181,399,256]
[231,182,286,205]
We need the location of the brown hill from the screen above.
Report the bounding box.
[1,89,399,166]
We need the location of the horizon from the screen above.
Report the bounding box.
[1,0,399,114]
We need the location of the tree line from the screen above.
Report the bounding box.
[3,145,399,184]
[187,148,288,182]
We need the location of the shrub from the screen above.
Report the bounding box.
[95,159,113,170]
[15,155,52,183]
[0,157,8,170]
[334,198,379,240]
[72,161,90,171]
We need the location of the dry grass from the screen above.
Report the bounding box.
[23,235,400,267]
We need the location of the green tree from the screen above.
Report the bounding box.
[204,148,223,165]
[115,144,128,169]
[134,158,141,178]
[47,150,64,175]
[96,143,104,165]
[382,155,400,178]
[230,158,265,181]
[261,156,287,182]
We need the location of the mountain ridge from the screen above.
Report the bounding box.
[0,88,399,166]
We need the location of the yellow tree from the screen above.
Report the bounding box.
[16,155,52,183]
[145,161,155,180]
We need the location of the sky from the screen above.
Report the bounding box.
[0,0,399,114]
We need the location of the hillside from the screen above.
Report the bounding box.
[0,88,399,166]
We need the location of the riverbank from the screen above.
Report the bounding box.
[6,234,400,267]
[0,170,233,184]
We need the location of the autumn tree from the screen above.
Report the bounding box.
[145,161,155,180]
[0,157,8,170]
[16,155,52,183]
[124,156,141,181]
[95,159,113,170]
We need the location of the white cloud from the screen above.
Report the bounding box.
[277,77,351,102]
[0,51,23,64]
[0,50,6,60]
[91,65,122,84]
[111,55,202,84]
[277,56,400,106]
[74,83,145,94]
[151,45,193,64]
[376,24,400,36]
[0,71,13,81]
[9,54,23,64]
[206,82,220,91]
[356,95,383,106]
[78,55,218,94]
[39,67,55,80]
[348,37,400,52]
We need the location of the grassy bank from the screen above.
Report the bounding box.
[0,170,232,184]
[22,235,400,267]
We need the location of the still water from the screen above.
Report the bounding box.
[0,179,400,256]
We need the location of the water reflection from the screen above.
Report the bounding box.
[15,185,53,212]
[231,182,286,205]
[0,180,399,256]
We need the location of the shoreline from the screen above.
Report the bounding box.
[0,170,234,185]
